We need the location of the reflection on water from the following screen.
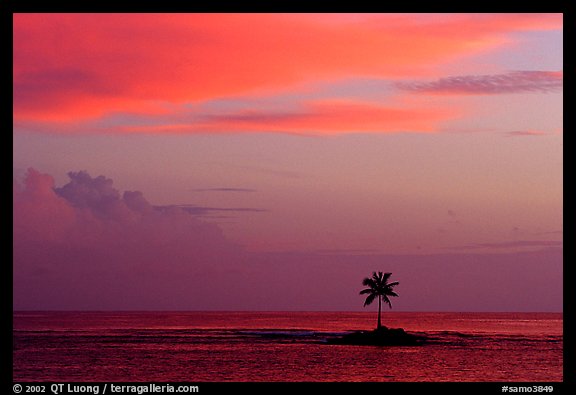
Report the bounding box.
[13,312,562,382]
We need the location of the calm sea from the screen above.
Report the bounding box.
[13,311,562,382]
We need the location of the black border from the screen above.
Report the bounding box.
[7,2,15,389]
[7,1,568,13]
[561,6,573,391]
[8,1,571,392]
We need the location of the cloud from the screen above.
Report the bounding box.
[532,230,563,236]
[12,169,563,312]
[13,169,247,310]
[15,100,463,135]
[450,240,563,251]
[194,100,459,134]
[13,13,561,126]
[396,71,563,95]
[17,99,461,135]
[505,130,549,137]
[156,204,267,218]
[13,68,114,119]
[190,188,257,193]
[232,164,305,180]
[313,248,382,256]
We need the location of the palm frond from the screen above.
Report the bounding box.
[387,281,399,288]
[387,291,399,297]
[362,277,376,288]
[359,288,374,295]
[382,295,393,309]
[363,292,376,307]
[383,272,393,283]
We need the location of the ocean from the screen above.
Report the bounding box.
[13,311,562,382]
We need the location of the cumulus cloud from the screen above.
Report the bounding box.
[396,71,563,95]
[12,169,563,312]
[13,169,246,310]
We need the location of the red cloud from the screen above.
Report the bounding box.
[57,100,459,135]
[196,100,459,134]
[13,13,562,130]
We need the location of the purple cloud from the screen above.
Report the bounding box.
[190,187,257,193]
[13,169,563,312]
[396,71,563,95]
[156,204,267,217]
[450,240,563,251]
[13,68,117,110]
[13,169,245,310]
[505,130,549,137]
[533,230,563,236]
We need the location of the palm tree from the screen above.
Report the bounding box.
[359,271,399,330]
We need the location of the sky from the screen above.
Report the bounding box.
[13,13,563,312]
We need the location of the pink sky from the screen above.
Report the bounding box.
[13,13,562,311]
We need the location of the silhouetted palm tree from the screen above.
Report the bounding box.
[360,271,399,330]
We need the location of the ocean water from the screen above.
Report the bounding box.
[13,311,562,382]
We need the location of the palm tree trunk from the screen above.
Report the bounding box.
[377,295,382,330]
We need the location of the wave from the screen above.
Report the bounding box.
[13,327,562,348]
[422,330,563,346]
[237,330,352,337]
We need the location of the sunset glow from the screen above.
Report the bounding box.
[14,13,561,133]
[13,13,562,312]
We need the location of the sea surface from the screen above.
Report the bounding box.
[13,311,562,382]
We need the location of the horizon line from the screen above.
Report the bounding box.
[12,309,564,314]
